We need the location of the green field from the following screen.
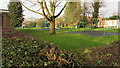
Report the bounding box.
[17,28,119,50]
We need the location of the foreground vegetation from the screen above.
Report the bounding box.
[2,28,120,67]
[18,28,119,50]
[2,29,83,67]
[3,38,84,67]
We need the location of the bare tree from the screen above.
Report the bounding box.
[21,0,67,34]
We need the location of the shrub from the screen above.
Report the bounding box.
[36,22,45,27]
[29,21,36,27]
[36,19,45,27]
[22,21,36,28]
[2,38,84,67]
[77,40,120,66]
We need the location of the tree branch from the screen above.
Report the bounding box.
[20,2,44,16]
[52,0,56,16]
[38,1,50,21]
[44,1,51,17]
[55,1,61,8]
[55,2,68,18]
[50,1,54,16]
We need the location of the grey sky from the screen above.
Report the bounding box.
[0,0,119,20]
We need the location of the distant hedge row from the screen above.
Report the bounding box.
[22,21,47,28]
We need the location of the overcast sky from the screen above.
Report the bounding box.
[0,0,119,20]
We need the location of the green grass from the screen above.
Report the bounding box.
[18,28,119,50]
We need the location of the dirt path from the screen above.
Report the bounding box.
[68,31,120,37]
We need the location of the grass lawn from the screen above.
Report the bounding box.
[17,28,119,50]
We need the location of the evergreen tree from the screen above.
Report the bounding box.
[92,0,103,25]
[8,1,24,27]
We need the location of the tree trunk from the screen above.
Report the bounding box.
[50,20,56,35]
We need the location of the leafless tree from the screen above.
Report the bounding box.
[21,0,67,34]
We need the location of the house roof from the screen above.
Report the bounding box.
[0,9,9,13]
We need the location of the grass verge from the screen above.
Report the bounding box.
[18,28,119,50]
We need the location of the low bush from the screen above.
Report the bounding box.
[2,28,119,67]
[2,38,85,67]
[22,21,36,28]
[76,40,120,66]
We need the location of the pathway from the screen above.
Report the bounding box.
[68,31,120,37]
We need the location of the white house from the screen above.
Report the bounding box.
[98,19,120,28]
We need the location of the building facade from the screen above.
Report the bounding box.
[0,9,10,28]
[98,19,119,28]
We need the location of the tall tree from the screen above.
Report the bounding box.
[21,0,67,35]
[8,1,24,27]
[64,2,82,24]
[82,2,88,19]
[92,0,103,25]
[80,2,91,23]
